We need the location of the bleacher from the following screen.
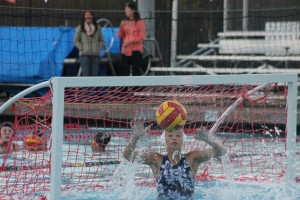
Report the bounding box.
[150,21,300,75]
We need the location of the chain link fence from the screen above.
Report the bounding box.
[0,0,299,67]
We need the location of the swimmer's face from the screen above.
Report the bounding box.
[84,11,93,24]
[1,126,13,142]
[165,129,183,151]
[125,5,134,19]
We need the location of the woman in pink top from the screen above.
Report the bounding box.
[118,1,146,76]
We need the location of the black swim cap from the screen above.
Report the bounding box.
[2,122,13,129]
[95,132,111,145]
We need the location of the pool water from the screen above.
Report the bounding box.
[1,134,300,200]
[59,180,300,200]
[61,133,300,200]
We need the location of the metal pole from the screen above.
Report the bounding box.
[170,0,178,67]
[242,0,249,31]
[49,78,65,200]
[0,81,49,115]
[223,0,228,32]
[208,83,273,136]
[286,77,298,183]
[138,0,155,38]
[138,0,155,56]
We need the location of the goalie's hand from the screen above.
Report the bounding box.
[130,109,151,139]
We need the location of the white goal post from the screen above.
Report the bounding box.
[49,74,298,200]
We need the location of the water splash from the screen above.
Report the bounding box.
[105,158,154,200]
[198,155,300,200]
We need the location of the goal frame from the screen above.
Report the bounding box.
[48,74,297,200]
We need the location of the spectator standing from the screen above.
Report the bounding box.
[74,10,104,76]
[118,1,146,76]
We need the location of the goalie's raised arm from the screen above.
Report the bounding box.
[123,131,141,161]
[123,117,152,161]
[195,130,227,158]
[123,117,162,175]
[187,129,227,173]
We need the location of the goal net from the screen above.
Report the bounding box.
[0,74,297,199]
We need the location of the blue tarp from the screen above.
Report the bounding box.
[0,26,120,84]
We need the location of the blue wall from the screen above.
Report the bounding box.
[0,26,120,84]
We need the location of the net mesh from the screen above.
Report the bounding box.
[0,82,296,198]
[1,2,300,87]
